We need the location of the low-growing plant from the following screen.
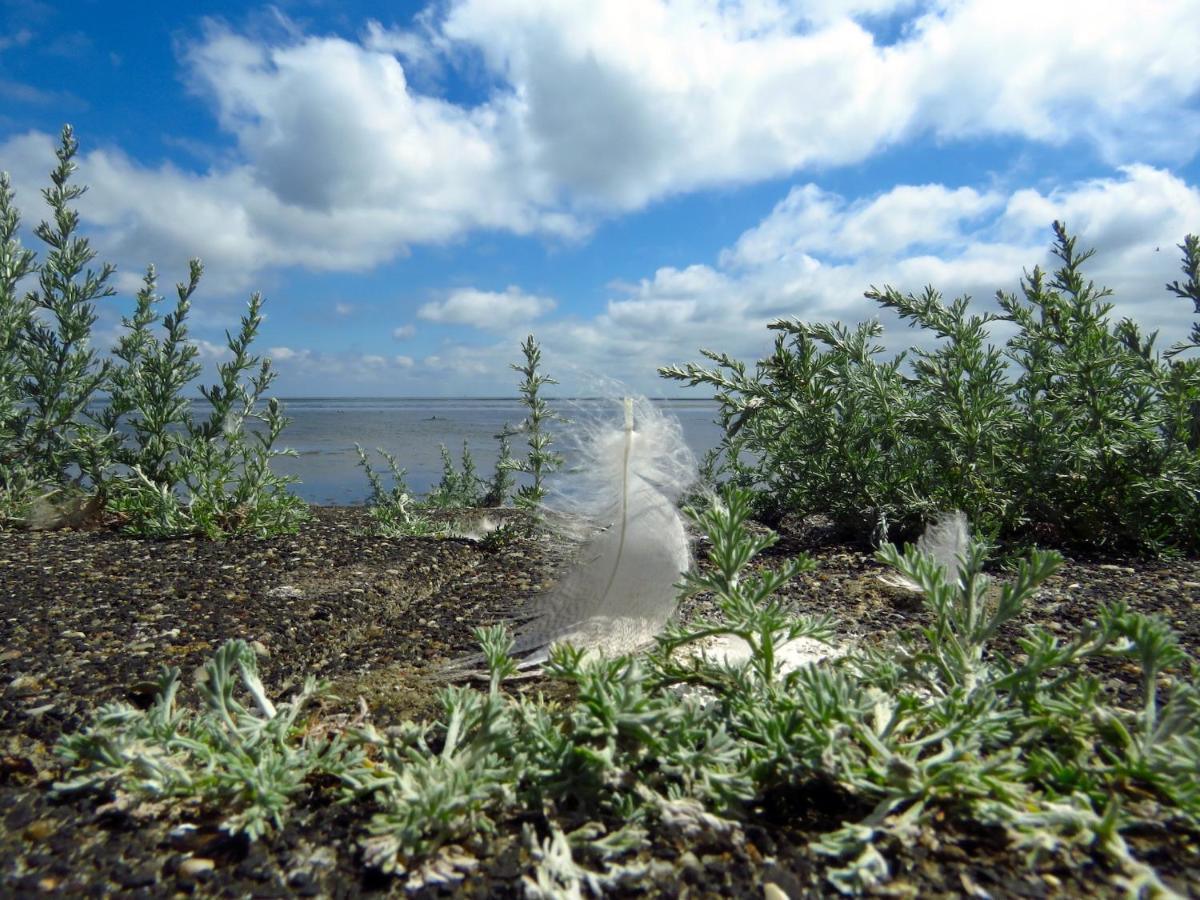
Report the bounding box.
[662,223,1200,553]
[53,490,1200,892]
[425,440,486,509]
[354,443,440,537]
[55,640,356,840]
[482,426,516,507]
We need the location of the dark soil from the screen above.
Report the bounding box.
[2,507,1199,897]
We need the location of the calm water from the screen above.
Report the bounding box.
[270,397,725,505]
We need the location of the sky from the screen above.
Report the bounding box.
[1,0,1198,398]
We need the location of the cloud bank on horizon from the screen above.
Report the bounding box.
[1,0,1198,396]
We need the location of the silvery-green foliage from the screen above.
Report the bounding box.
[52,490,1198,892]
[160,293,308,539]
[801,534,1198,892]
[7,126,114,501]
[0,170,39,518]
[353,443,452,537]
[503,334,564,509]
[55,640,353,840]
[483,427,516,507]
[999,223,1199,551]
[653,487,833,689]
[425,440,485,508]
[663,223,1200,552]
[98,263,202,492]
[0,126,304,538]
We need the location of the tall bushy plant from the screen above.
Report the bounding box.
[174,293,307,538]
[663,224,1200,553]
[0,171,39,517]
[97,262,202,491]
[10,126,114,502]
[102,265,307,539]
[1,125,305,538]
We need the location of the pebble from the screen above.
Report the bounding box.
[178,857,215,878]
[23,820,56,842]
[8,675,43,696]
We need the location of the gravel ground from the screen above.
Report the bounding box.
[1,506,1198,897]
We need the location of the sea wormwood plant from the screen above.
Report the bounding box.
[54,640,356,841]
[51,489,1199,893]
[662,223,1200,553]
[354,443,440,536]
[2,126,114,516]
[0,126,304,538]
[425,440,486,508]
[0,170,39,518]
[503,333,564,509]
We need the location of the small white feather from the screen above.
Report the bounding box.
[879,509,971,593]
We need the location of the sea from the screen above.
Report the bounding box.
[267,397,725,506]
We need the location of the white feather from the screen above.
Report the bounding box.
[879,509,971,592]
[511,395,696,665]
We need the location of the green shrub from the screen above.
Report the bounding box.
[0,125,306,538]
[662,223,1200,553]
[425,441,486,508]
[0,127,114,518]
[354,443,440,536]
[0,171,40,518]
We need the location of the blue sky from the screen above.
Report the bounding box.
[2,0,1198,396]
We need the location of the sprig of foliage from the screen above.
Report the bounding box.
[353,443,440,536]
[662,223,1200,553]
[483,426,516,507]
[0,170,39,519]
[504,334,564,509]
[425,441,485,508]
[55,640,355,840]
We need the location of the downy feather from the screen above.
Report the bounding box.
[879,509,971,592]
[454,394,694,672]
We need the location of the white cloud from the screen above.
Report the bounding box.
[5,0,1196,298]
[262,161,1200,396]
[399,165,1200,396]
[334,302,354,316]
[437,0,1200,209]
[724,183,1003,267]
[392,324,416,340]
[418,285,556,330]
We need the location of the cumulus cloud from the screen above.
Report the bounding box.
[437,0,1200,209]
[392,324,416,340]
[418,285,556,330]
[5,0,1197,297]
[323,164,1198,397]
[262,162,1200,397]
